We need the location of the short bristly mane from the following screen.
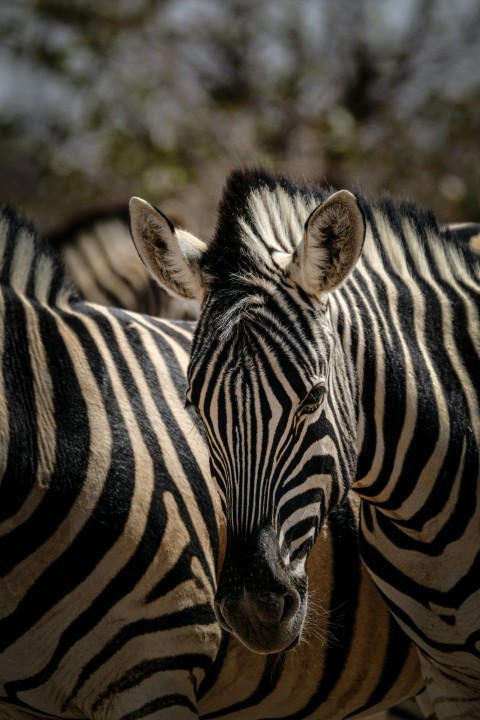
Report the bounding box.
[0,204,77,305]
[202,169,329,286]
[199,169,328,341]
[196,168,480,349]
[203,167,480,292]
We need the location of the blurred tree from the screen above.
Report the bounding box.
[0,0,479,232]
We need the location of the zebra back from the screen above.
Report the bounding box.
[0,204,77,305]
[441,221,480,254]
[0,205,221,718]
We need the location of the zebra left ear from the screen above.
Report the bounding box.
[129,196,207,301]
[289,190,365,296]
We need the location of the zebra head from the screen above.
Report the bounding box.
[130,169,365,653]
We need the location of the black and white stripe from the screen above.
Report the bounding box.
[0,203,424,719]
[129,167,480,719]
[0,205,220,718]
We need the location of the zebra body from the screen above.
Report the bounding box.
[0,204,423,718]
[130,168,480,719]
[0,205,221,718]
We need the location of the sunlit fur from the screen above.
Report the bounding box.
[189,286,356,562]
[185,168,480,718]
[185,176,361,653]
[344,198,480,719]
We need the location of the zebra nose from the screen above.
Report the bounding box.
[215,583,300,628]
[255,586,300,623]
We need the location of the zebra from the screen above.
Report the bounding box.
[46,203,199,319]
[0,202,424,719]
[129,167,480,720]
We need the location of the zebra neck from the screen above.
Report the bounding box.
[333,274,469,520]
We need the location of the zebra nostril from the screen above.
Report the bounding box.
[263,593,285,623]
[258,588,300,623]
[281,590,299,622]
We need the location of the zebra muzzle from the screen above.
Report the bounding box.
[214,527,308,653]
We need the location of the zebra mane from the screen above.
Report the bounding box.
[0,204,77,305]
[359,194,480,288]
[203,168,479,295]
[203,168,329,288]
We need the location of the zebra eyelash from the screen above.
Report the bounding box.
[303,383,326,408]
[295,382,327,423]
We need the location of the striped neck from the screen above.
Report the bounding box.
[334,203,480,524]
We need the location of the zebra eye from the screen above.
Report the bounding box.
[300,383,326,414]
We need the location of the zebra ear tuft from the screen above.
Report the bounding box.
[129,197,207,301]
[289,190,365,296]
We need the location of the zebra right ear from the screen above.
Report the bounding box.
[288,190,365,297]
[129,197,207,301]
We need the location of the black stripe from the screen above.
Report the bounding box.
[359,517,480,611]
[92,653,212,713]
[120,693,197,720]
[200,650,286,718]
[63,604,216,711]
[0,292,38,523]
[285,499,362,717]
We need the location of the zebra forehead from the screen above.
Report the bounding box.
[203,168,327,282]
[207,287,270,343]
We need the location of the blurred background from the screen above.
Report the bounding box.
[1,0,479,237]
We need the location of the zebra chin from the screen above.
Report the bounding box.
[214,589,307,654]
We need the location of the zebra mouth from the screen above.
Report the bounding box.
[214,586,307,654]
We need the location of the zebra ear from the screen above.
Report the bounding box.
[129,196,207,301]
[289,190,365,296]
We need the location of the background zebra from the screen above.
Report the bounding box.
[0,204,222,719]
[129,167,480,720]
[0,203,424,719]
[442,223,480,254]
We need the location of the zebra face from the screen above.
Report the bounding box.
[129,168,365,653]
[184,285,358,652]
